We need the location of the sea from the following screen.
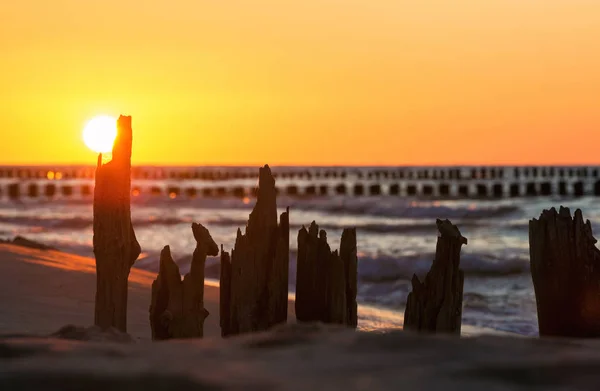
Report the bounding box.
[2,165,599,336]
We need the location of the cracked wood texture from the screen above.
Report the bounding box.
[404,219,467,334]
[529,207,600,337]
[220,165,289,336]
[93,115,141,332]
[296,222,358,327]
[150,223,218,340]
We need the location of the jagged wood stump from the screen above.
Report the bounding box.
[529,207,600,337]
[296,222,358,327]
[220,165,289,337]
[150,223,218,340]
[93,115,141,332]
[404,219,467,334]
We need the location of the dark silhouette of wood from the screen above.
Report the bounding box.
[150,246,181,340]
[404,219,467,334]
[327,242,347,325]
[220,165,289,336]
[93,115,141,332]
[296,222,327,323]
[219,246,232,337]
[341,228,358,328]
[149,223,218,340]
[296,222,358,327]
[529,207,600,337]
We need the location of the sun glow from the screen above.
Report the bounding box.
[82,116,118,154]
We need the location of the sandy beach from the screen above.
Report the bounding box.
[0,242,294,340]
[4,240,600,391]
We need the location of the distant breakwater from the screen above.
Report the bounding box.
[1,165,600,199]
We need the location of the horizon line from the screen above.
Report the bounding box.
[1,163,600,168]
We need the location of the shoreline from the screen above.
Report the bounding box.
[0,241,516,339]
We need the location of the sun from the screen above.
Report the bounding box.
[82,115,118,153]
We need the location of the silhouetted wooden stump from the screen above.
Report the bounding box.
[341,228,358,328]
[529,207,600,337]
[220,165,289,336]
[149,223,218,340]
[219,246,232,337]
[404,219,467,334]
[93,115,141,332]
[296,222,358,327]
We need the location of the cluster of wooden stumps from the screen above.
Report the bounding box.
[151,164,359,339]
[93,115,600,340]
[400,206,600,338]
[92,117,361,339]
[219,166,291,336]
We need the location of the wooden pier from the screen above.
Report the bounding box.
[1,165,600,199]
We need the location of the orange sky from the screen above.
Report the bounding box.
[1,1,599,166]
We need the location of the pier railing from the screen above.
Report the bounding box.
[1,165,600,199]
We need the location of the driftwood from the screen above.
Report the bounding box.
[150,223,218,340]
[220,165,289,337]
[529,207,600,337]
[93,115,141,332]
[295,222,358,327]
[404,219,467,334]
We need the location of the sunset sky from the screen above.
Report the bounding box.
[1,1,599,166]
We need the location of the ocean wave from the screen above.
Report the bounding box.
[357,253,529,283]
[132,247,530,287]
[283,197,521,220]
[0,213,497,236]
[0,214,191,230]
[0,215,91,230]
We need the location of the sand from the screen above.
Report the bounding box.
[0,243,157,339]
[2,324,600,390]
[7,241,593,390]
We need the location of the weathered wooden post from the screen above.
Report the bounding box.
[404,219,467,334]
[529,207,600,337]
[295,222,358,327]
[341,228,358,328]
[220,165,290,336]
[149,246,181,340]
[219,246,232,337]
[93,115,141,332]
[296,222,327,323]
[150,223,218,340]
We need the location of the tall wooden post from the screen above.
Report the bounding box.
[404,219,467,334]
[529,207,600,337]
[93,115,141,332]
[220,165,289,336]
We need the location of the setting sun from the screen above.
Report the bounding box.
[82,116,118,154]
